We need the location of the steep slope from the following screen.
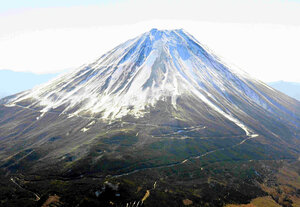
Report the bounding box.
[3,29,300,129]
[0,29,299,189]
[2,29,300,150]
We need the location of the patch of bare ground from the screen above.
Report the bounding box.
[261,161,300,207]
[182,199,193,206]
[226,196,280,207]
[41,194,62,207]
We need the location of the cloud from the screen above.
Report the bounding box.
[0,1,300,82]
[1,0,300,33]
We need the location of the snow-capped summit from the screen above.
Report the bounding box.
[4,29,300,135]
[1,29,300,207]
[1,28,300,182]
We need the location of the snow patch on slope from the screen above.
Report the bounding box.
[8,29,273,135]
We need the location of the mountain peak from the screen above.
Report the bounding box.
[148,28,181,33]
[149,28,158,33]
[142,28,194,46]
[5,29,300,135]
[1,30,300,207]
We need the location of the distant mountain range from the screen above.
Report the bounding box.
[268,81,300,101]
[0,70,59,98]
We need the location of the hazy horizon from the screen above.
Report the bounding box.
[1,0,300,82]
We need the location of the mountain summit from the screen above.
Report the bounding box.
[3,29,300,134]
[0,29,300,206]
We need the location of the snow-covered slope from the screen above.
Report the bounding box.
[1,29,300,179]
[4,29,300,135]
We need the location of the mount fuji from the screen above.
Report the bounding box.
[0,29,300,207]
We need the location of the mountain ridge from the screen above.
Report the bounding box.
[4,29,300,132]
[0,29,300,207]
[268,81,300,101]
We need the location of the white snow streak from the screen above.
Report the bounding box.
[7,29,269,135]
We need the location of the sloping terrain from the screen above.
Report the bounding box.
[0,29,299,206]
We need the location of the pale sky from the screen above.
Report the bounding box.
[1,0,300,82]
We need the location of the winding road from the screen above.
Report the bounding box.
[112,132,260,178]
[5,103,260,180]
[10,177,40,201]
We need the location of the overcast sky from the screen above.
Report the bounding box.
[1,0,300,82]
